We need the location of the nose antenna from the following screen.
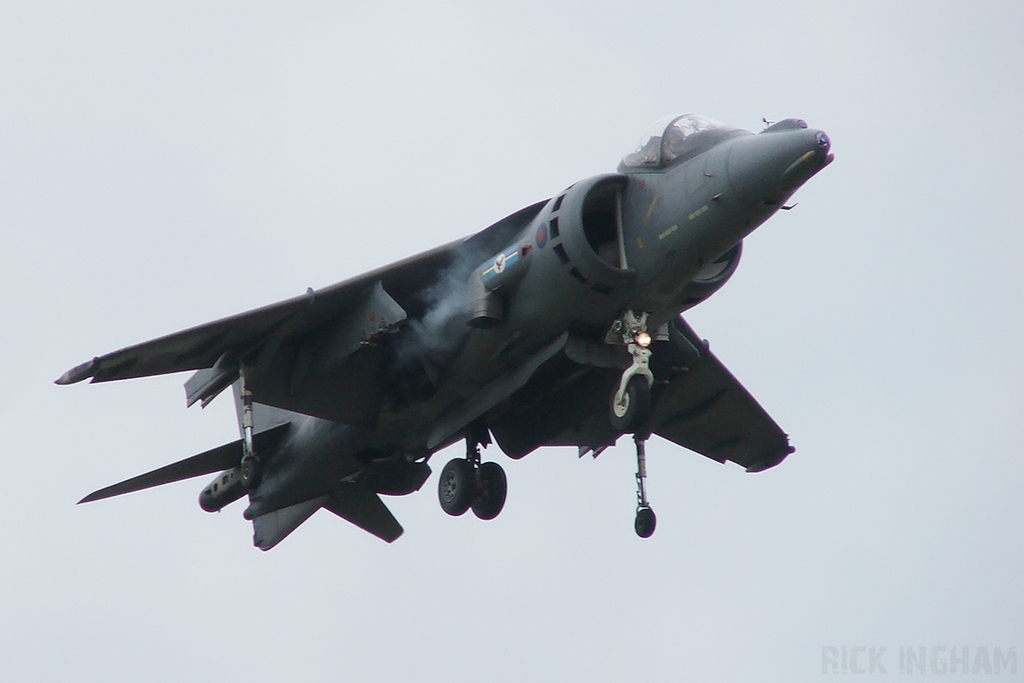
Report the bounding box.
[762,117,775,129]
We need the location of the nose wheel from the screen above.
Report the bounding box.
[438,423,507,520]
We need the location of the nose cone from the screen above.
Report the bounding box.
[726,125,833,205]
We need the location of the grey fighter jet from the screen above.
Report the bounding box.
[57,114,833,549]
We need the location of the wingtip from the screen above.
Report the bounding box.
[78,486,116,504]
[55,357,99,385]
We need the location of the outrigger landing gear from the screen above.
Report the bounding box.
[438,421,507,520]
[633,435,656,538]
[238,363,262,489]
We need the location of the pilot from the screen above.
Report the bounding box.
[662,124,689,162]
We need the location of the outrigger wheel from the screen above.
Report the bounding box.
[238,362,262,490]
[239,456,262,489]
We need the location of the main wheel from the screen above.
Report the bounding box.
[634,506,657,538]
[438,458,475,516]
[471,462,507,520]
[609,374,652,433]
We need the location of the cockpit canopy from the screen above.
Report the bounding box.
[619,114,744,171]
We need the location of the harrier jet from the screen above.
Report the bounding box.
[57,114,833,549]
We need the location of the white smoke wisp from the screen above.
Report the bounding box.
[394,248,484,366]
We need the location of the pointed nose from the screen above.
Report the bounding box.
[726,126,833,204]
[781,130,832,189]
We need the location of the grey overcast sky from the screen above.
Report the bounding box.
[2,2,1022,681]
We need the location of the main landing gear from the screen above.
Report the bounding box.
[609,311,658,538]
[438,422,507,520]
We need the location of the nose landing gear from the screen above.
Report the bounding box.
[608,311,659,538]
[608,311,655,433]
[438,423,507,520]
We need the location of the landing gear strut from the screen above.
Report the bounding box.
[633,435,656,538]
[609,310,655,434]
[438,422,507,520]
[608,311,658,537]
[238,363,262,489]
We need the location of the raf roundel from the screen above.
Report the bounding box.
[535,223,548,248]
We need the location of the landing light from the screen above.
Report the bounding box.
[635,332,652,348]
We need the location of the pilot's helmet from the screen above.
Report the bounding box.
[663,125,688,159]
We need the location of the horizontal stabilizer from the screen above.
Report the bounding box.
[252,495,328,551]
[324,483,403,543]
[79,423,291,504]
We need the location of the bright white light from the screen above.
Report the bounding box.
[636,332,652,347]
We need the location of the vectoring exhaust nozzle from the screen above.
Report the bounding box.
[467,244,531,329]
[468,294,504,329]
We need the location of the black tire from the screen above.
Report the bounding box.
[438,458,475,516]
[471,461,507,521]
[634,506,657,538]
[609,374,652,433]
[240,457,261,490]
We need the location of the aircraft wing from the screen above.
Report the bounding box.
[54,242,458,386]
[649,318,794,472]
[55,200,548,389]
[488,316,792,473]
